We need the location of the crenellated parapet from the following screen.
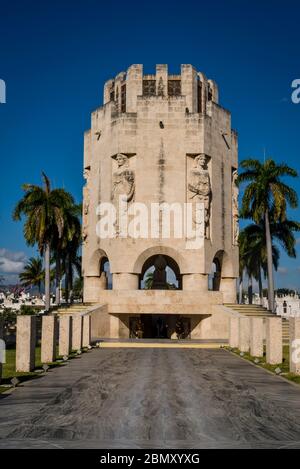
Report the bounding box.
[102,64,219,115]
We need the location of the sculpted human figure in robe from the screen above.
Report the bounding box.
[112,153,135,235]
[232,169,239,245]
[188,154,211,238]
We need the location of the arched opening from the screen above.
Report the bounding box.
[208,252,223,291]
[139,254,182,290]
[129,254,187,339]
[99,256,112,290]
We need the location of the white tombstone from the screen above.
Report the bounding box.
[266,317,282,365]
[16,316,36,372]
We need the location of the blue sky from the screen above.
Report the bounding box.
[0,0,300,289]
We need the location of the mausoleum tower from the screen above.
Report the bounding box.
[82,64,238,340]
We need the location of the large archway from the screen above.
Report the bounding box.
[208,251,223,291]
[129,254,187,339]
[99,256,112,290]
[139,254,182,290]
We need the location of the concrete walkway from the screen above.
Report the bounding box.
[1,348,300,448]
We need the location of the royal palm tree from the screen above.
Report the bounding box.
[52,202,81,305]
[239,224,280,304]
[238,159,298,311]
[13,173,75,311]
[144,271,154,290]
[60,206,82,302]
[19,256,44,295]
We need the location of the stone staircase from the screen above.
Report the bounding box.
[54,303,95,315]
[224,304,290,344]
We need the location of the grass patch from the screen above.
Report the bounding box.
[227,345,300,385]
[0,346,91,393]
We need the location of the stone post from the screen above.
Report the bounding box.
[239,317,250,352]
[266,317,282,365]
[0,319,3,384]
[41,315,57,363]
[72,315,83,351]
[250,317,264,357]
[289,318,300,375]
[59,315,72,357]
[82,315,91,348]
[229,316,239,348]
[16,315,36,372]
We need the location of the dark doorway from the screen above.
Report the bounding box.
[129,314,191,339]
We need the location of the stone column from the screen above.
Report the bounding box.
[182,273,208,291]
[83,276,103,303]
[82,315,91,347]
[250,317,264,357]
[41,315,57,363]
[239,317,250,352]
[220,277,237,303]
[289,318,300,374]
[113,273,138,290]
[16,315,36,372]
[59,315,72,357]
[72,315,83,351]
[266,317,282,365]
[229,316,239,348]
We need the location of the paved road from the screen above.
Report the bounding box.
[1,348,300,448]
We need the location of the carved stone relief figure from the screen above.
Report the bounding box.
[82,166,91,243]
[82,185,90,243]
[188,154,211,239]
[232,169,239,245]
[112,153,135,235]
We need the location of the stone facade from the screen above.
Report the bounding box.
[82,64,239,340]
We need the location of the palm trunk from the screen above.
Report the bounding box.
[55,251,60,305]
[68,255,73,304]
[44,242,51,311]
[258,267,263,305]
[248,275,253,305]
[65,257,69,304]
[239,274,243,304]
[265,209,275,311]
